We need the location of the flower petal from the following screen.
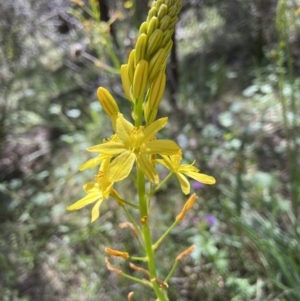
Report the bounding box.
[116,113,134,145]
[141,117,168,144]
[87,142,126,155]
[83,182,98,193]
[107,151,136,182]
[183,171,216,185]
[67,191,101,210]
[144,140,180,155]
[137,154,159,184]
[91,199,103,222]
[176,172,190,195]
[178,164,199,173]
[79,155,108,171]
[156,155,175,171]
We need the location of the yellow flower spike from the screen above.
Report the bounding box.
[176,245,196,262]
[138,22,148,35]
[121,64,132,102]
[147,7,158,22]
[86,113,179,183]
[148,48,167,82]
[159,15,172,31]
[147,16,159,37]
[156,0,164,8]
[128,49,136,84]
[176,193,197,222]
[97,87,119,131]
[164,39,173,55]
[132,60,149,99]
[135,33,148,64]
[156,152,216,195]
[160,59,167,72]
[167,4,177,18]
[159,29,173,49]
[97,87,119,118]
[148,71,166,109]
[146,29,164,59]
[168,16,179,30]
[105,247,130,259]
[157,4,168,20]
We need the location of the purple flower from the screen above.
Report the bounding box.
[205,214,217,227]
[192,181,204,190]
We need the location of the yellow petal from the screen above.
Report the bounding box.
[144,140,180,155]
[108,151,136,182]
[141,117,168,144]
[83,182,98,193]
[116,113,133,145]
[137,154,159,184]
[87,142,126,155]
[178,163,199,173]
[183,171,216,185]
[176,173,190,195]
[156,155,175,171]
[91,199,103,222]
[79,155,105,171]
[67,192,100,210]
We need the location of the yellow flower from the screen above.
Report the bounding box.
[156,152,216,194]
[67,160,115,222]
[87,113,180,184]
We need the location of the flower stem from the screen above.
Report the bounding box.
[152,220,178,251]
[137,168,169,301]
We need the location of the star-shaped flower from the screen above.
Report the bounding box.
[86,113,180,184]
[67,159,115,222]
[156,152,216,194]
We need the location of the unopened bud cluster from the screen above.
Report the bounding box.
[121,0,183,124]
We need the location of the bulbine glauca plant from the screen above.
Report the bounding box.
[67,0,216,300]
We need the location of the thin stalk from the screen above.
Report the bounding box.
[137,168,168,301]
[149,172,173,197]
[123,206,145,251]
[121,271,153,288]
[164,261,179,283]
[152,221,178,251]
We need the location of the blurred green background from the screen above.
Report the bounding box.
[1,0,300,300]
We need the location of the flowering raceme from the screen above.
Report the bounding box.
[67,1,216,300]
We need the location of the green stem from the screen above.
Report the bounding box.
[121,271,152,287]
[152,221,178,251]
[123,206,145,251]
[130,256,148,261]
[164,261,179,283]
[137,168,168,301]
[134,96,144,127]
[149,172,173,197]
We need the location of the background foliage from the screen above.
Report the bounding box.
[1,0,300,300]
